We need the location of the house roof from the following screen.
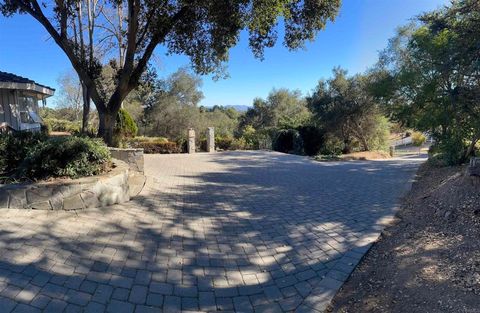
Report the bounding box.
[0,71,55,98]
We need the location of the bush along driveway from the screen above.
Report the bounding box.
[0,151,423,312]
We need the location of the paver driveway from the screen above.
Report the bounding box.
[0,151,424,313]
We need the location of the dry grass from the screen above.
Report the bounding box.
[315,150,391,162]
[49,131,72,137]
[341,151,391,160]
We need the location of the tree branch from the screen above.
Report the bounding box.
[55,0,68,38]
[19,0,106,110]
[122,0,139,74]
[128,6,189,91]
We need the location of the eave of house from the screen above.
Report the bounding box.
[0,82,55,99]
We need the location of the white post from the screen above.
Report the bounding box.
[188,128,196,154]
[206,127,215,153]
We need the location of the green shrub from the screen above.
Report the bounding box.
[117,109,138,137]
[411,131,427,147]
[0,132,48,177]
[43,118,81,133]
[236,127,273,150]
[127,136,170,150]
[130,140,181,154]
[438,135,467,165]
[242,125,258,148]
[114,109,138,147]
[427,153,449,167]
[176,137,188,153]
[40,123,50,134]
[320,135,343,156]
[19,136,111,180]
[427,135,469,166]
[198,138,206,152]
[298,126,325,156]
[231,138,247,150]
[255,129,273,150]
[273,129,304,154]
[215,135,234,150]
[212,135,253,151]
[366,115,391,151]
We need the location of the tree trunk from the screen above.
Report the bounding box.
[98,85,131,146]
[343,139,352,154]
[98,109,116,146]
[81,83,90,133]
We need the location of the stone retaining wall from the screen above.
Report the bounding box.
[108,148,144,174]
[0,160,130,210]
[108,148,146,197]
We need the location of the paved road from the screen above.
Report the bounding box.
[0,151,424,312]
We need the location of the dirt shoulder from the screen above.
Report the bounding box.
[327,162,480,313]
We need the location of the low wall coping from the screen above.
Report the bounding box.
[0,159,131,210]
[108,147,144,153]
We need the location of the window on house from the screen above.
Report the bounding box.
[29,111,42,123]
[18,92,37,111]
[20,111,34,124]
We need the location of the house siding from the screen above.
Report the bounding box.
[0,89,19,130]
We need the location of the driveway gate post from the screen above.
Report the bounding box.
[207,127,215,152]
[188,128,196,154]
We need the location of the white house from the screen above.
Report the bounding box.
[0,71,55,132]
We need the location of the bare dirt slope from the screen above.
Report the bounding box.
[328,162,480,313]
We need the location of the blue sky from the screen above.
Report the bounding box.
[0,0,447,107]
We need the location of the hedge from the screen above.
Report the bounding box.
[43,118,81,133]
[129,141,182,154]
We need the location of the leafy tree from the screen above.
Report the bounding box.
[40,106,77,123]
[373,0,480,164]
[411,131,426,154]
[241,125,257,148]
[240,88,310,131]
[1,0,340,145]
[145,69,203,139]
[166,68,204,107]
[142,69,240,140]
[198,106,241,137]
[307,68,388,153]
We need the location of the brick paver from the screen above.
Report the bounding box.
[0,151,423,312]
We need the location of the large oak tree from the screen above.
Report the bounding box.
[1,0,340,145]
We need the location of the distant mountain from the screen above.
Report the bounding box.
[226,105,250,112]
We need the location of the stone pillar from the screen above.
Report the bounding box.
[188,128,196,154]
[206,127,215,153]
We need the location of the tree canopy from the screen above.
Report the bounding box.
[141,69,239,140]
[308,68,389,153]
[240,88,311,130]
[373,0,480,164]
[1,0,340,144]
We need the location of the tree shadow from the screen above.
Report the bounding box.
[0,151,423,312]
